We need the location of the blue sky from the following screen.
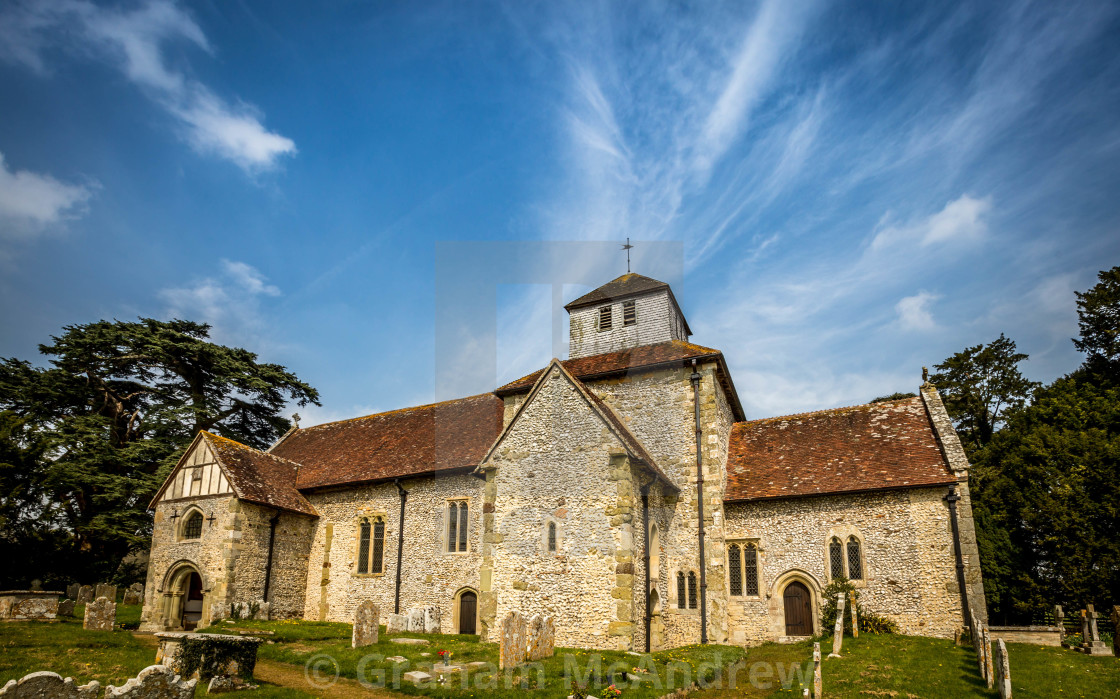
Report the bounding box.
[1,1,1118,425]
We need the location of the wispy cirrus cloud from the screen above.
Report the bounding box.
[159,259,281,343]
[0,151,92,234]
[0,0,296,172]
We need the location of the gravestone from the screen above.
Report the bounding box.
[993,639,1012,699]
[982,623,994,689]
[77,586,94,604]
[1054,605,1065,644]
[58,599,75,617]
[812,642,822,698]
[0,591,62,620]
[104,665,196,699]
[1077,606,1112,655]
[130,582,144,595]
[499,611,527,669]
[827,593,845,658]
[387,613,409,633]
[67,583,80,601]
[850,593,859,638]
[84,596,116,631]
[29,579,42,591]
[1112,606,1120,657]
[352,600,379,648]
[402,671,431,685]
[122,589,142,606]
[0,671,100,699]
[527,615,555,661]
[423,605,441,634]
[407,607,425,632]
[95,583,117,602]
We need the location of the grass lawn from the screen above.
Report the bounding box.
[201,618,747,697]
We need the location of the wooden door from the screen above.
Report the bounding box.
[459,591,477,634]
[783,581,812,636]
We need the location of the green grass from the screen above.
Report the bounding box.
[203,618,746,697]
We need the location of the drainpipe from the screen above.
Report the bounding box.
[262,511,280,603]
[641,483,651,653]
[394,479,408,614]
[944,484,972,628]
[690,359,708,644]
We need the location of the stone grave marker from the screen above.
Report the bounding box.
[95,583,117,602]
[499,610,528,669]
[993,638,1012,699]
[423,605,441,634]
[387,613,408,633]
[122,589,142,606]
[402,671,431,685]
[812,642,822,698]
[66,583,80,600]
[850,594,859,638]
[0,671,100,699]
[527,615,555,661]
[982,622,994,688]
[407,607,425,632]
[29,579,42,591]
[828,593,845,657]
[352,600,379,648]
[1078,605,1112,655]
[58,599,75,617]
[104,665,196,699]
[386,656,408,664]
[1112,606,1120,657]
[76,585,93,605]
[129,582,144,595]
[84,596,116,631]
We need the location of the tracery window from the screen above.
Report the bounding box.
[687,571,698,609]
[547,522,557,552]
[448,501,469,553]
[728,544,742,596]
[357,516,385,574]
[372,518,385,573]
[743,544,759,596]
[846,537,863,581]
[183,511,203,540]
[727,542,760,597]
[677,571,686,609]
[829,537,844,580]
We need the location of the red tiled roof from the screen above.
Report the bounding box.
[203,433,318,516]
[724,397,956,503]
[271,393,504,490]
[564,273,670,310]
[496,340,723,395]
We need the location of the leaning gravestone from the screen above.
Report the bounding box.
[812,642,822,698]
[499,611,527,669]
[850,594,859,638]
[423,605,441,634]
[993,638,1012,699]
[95,583,117,602]
[353,600,379,648]
[58,599,76,617]
[122,589,142,605]
[84,596,116,631]
[67,583,80,601]
[76,585,94,604]
[527,615,555,661]
[0,671,99,699]
[104,665,195,699]
[387,613,409,633]
[828,593,845,658]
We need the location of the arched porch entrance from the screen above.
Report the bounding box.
[157,561,210,631]
[766,569,822,641]
[452,588,478,634]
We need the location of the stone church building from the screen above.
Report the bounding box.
[139,274,987,650]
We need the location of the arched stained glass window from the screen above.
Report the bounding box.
[371,518,385,573]
[183,511,203,540]
[677,571,687,609]
[744,544,759,596]
[687,571,698,609]
[548,522,557,552]
[728,544,742,596]
[357,519,371,573]
[829,537,844,580]
[847,537,863,581]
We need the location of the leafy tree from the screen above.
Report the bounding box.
[0,318,319,587]
[1073,265,1120,365]
[930,334,1039,456]
[870,392,916,403]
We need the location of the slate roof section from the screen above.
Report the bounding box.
[724,397,957,503]
[564,273,671,310]
[271,393,504,490]
[202,433,318,516]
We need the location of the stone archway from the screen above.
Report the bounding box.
[156,561,209,631]
[767,569,823,641]
[452,587,479,635]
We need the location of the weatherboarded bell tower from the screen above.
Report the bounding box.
[565,274,692,358]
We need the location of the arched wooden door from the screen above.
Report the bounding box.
[458,591,477,634]
[783,581,812,636]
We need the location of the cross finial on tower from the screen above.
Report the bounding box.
[621,237,634,273]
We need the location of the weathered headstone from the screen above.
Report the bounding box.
[130,582,144,595]
[76,585,93,604]
[104,665,196,699]
[407,607,425,632]
[0,671,100,699]
[423,605,441,634]
[0,591,62,620]
[206,675,257,694]
[1112,606,1120,657]
[1054,605,1065,645]
[387,613,409,633]
[95,583,117,602]
[812,642,822,698]
[58,599,75,617]
[67,583,80,601]
[352,600,379,648]
[982,623,994,689]
[29,579,42,591]
[499,610,528,669]
[1077,606,1112,655]
[993,638,1012,699]
[84,596,116,631]
[402,671,431,685]
[527,615,556,661]
[827,593,845,658]
[971,618,987,681]
[122,589,142,606]
[849,593,859,638]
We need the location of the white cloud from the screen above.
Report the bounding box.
[0,0,296,172]
[159,259,281,340]
[895,291,940,331]
[221,259,280,297]
[872,194,992,250]
[0,151,92,234]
